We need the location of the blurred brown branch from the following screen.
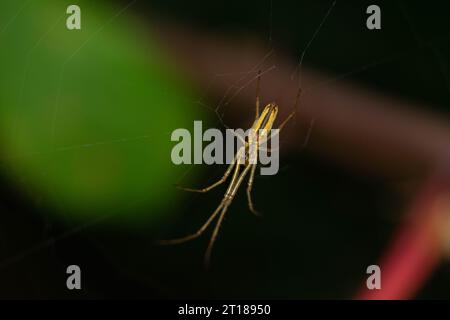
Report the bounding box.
[154,21,450,180]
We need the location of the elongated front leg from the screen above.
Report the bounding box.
[278,88,301,131]
[204,202,230,267]
[157,200,226,245]
[263,117,314,151]
[246,164,261,216]
[255,70,261,119]
[204,162,253,267]
[177,148,243,193]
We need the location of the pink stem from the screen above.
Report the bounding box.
[356,174,450,299]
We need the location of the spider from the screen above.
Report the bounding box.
[159,71,300,267]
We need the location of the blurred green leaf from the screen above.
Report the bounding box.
[0,0,203,222]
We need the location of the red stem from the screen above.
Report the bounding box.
[356,174,450,299]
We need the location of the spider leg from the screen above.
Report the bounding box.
[255,70,261,119]
[204,162,253,267]
[157,200,226,245]
[278,87,301,131]
[176,148,243,193]
[262,116,314,152]
[159,149,243,251]
[246,164,261,216]
[204,202,230,267]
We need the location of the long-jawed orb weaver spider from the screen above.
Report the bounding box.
[158,1,335,267]
[159,71,300,267]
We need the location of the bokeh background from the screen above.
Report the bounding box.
[1,0,450,298]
